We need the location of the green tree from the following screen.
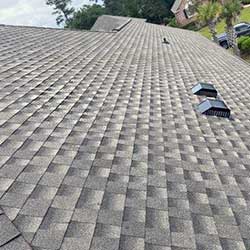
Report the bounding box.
[163,0,175,19]
[47,0,178,29]
[46,0,75,25]
[104,0,125,16]
[141,0,168,24]
[238,36,250,54]
[197,1,222,42]
[67,4,106,30]
[123,0,143,17]
[103,0,174,23]
[221,0,242,54]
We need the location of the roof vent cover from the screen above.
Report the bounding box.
[163,38,170,44]
[198,99,230,118]
[192,83,217,98]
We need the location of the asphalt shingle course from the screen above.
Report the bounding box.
[91,15,131,32]
[1,15,250,249]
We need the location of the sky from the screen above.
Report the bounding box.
[0,0,92,28]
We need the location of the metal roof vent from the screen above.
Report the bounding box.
[198,99,230,118]
[192,82,217,98]
[163,38,170,44]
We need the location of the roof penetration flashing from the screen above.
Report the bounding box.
[163,38,170,45]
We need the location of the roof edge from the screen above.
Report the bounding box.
[0,23,65,31]
[113,18,132,32]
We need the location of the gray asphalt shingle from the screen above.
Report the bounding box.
[1,15,250,249]
[0,214,20,247]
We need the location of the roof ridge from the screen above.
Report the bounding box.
[0,23,101,34]
[113,18,132,32]
[0,16,147,34]
[0,23,65,31]
[0,208,33,249]
[0,23,123,35]
[91,15,134,32]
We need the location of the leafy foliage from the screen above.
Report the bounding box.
[104,0,125,16]
[66,4,106,30]
[242,0,250,3]
[221,0,242,53]
[199,6,250,39]
[238,35,250,53]
[141,0,169,24]
[196,1,222,41]
[46,0,176,29]
[195,0,242,54]
[197,2,221,25]
[103,0,174,21]
[166,17,178,27]
[123,0,143,17]
[46,0,74,25]
[221,0,242,28]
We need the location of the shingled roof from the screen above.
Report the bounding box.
[1,15,250,250]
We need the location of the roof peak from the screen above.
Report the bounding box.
[91,15,134,33]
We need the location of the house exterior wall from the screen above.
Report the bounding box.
[175,0,197,26]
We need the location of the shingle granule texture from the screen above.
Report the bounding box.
[1,15,250,250]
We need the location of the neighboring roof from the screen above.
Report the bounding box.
[171,0,183,13]
[91,15,131,32]
[1,15,250,250]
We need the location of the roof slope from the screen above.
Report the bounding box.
[1,17,250,250]
[0,208,31,250]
